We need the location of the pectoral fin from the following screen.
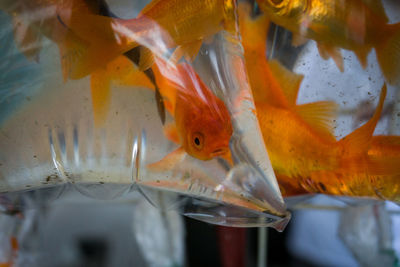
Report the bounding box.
[163,123,180,144]
[295,101,338,140]
[147,147,186,172]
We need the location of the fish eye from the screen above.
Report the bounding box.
[192,132,204,150]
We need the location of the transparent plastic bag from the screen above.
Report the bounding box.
[0,0,288,230]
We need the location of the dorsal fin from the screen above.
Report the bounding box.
[295,101,338,140]
[361,0,388,23]
[268,59,303,106]
[339,84,387,153]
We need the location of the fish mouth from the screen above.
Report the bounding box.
[211,148,228,157]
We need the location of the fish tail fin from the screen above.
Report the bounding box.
[376,23,400,85]
[339,84,387,154]
[58,32,91,81]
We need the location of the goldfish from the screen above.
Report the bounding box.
[255,0,400,85]
[239,4,400,201]
[54,0,237,80]
[150,58,233,168]
[94,55,233,169]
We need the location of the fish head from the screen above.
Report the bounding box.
[182,98,233,161]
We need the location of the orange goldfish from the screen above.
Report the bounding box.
[255,0,400,85]
[239,4,400,201]
[150,58,233,168]
[94,55,233,169]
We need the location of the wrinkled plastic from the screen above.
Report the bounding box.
[0,0,289,229]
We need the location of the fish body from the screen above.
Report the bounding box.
[239,4,400,201]
[256,102,338,178]
[305,135,400,201]
[256,0,400,84]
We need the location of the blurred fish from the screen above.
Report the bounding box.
[56,0,237,79]
[239,5,400,201]
[1,0,236,124]
[96,55,233,169]
[255,0,400,85]
[0,0,112,80]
